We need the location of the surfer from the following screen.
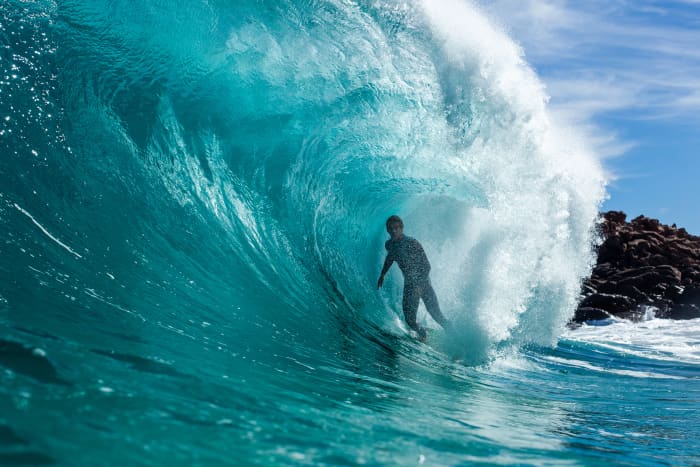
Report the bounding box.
[377,215,449,341]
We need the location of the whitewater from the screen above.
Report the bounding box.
[1,0,698,465]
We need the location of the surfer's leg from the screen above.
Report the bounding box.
[422,282,449,329]
[403,283,427,341]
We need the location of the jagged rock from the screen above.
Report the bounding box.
[667,303,700,320]
[598,238,624,264]
[657,265,682,282]
[580,282,597,295]
[580,293,637,314]
[609,266,656,280]
[574,212,700,323]
[574,307,612,322]
[592,263,615,277]
[631,215,661,231]
[603,211,626,226]
[677,284,700,305]
[596,282,648,302]
[648,254,668,266]
[617,271,667,290]
[664,285,685,301]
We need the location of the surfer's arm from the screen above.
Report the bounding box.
[415,240,431,274]
[377,255,394,288]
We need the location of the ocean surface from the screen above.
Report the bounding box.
[1,1,699,465]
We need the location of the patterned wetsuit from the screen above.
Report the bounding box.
[383,236,447,338]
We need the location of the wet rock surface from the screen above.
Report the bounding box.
[574,212,700,323]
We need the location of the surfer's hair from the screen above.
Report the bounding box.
[386,215,403,230]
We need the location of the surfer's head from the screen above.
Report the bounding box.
[386,215,404,240]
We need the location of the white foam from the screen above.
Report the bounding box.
[410,0,605,350]
[543,355,687,380]
[565,318,700,365]
[13,203,83,259]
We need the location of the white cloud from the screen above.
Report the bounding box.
[480,0,700,168]
[482,0,700,118]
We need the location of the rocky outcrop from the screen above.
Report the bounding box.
[574,211,700,323]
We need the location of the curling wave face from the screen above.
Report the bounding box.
[7,0,604,350]
[14,2,694,466]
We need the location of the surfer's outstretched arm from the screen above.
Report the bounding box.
[377,255,394,288]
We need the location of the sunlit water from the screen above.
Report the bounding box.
[1,1,697,465]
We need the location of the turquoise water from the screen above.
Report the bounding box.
[1,1,698,465]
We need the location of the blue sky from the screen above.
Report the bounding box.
[482,0,700,234]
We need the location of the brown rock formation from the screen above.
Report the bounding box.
[574,211,700,323]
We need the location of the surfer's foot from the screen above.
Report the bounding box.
[417,328,427,343]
